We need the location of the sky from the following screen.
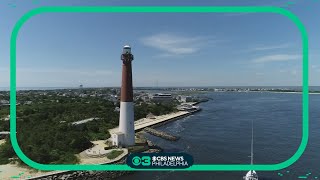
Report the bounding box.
[0,0,319,87]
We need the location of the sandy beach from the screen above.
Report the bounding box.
[0,163,45,180]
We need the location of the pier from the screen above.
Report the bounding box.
[143,127,179,141]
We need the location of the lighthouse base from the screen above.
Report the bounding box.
[112,102,135,147]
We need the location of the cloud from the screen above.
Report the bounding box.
[238,43,293,54]
[140,33,215,57]
[252,43,292,51]
[279,69,300,76]
[252,54,301,63]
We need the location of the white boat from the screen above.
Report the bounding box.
[243,119,258,180]
[244,170,258,180]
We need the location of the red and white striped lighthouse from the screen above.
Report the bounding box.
[118,45,135,146]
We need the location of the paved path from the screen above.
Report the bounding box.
[109,111,190,134]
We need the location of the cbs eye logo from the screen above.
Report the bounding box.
[132,156,151,166]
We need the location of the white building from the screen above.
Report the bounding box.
[112,132,125,147]
[179,96,192,103]
[0,100,9,105]
[150,93,172,103]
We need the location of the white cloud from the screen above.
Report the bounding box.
[252,54,301,63]
[238,43,293,54]
[140,33,215,57]
[253,43,292,51]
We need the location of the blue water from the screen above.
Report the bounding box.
[118,92,320,180]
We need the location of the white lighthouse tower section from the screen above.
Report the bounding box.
[119,101,135,146]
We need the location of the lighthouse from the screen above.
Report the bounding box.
[112,45,135,147]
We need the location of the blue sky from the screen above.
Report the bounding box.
[0,0,319,87]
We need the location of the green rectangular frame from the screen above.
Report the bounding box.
[10,6,309,171]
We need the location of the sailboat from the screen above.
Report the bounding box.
[243,119,258,180]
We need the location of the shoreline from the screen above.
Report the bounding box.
[0,149,128,180]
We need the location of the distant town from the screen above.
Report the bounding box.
[0,86,318,107]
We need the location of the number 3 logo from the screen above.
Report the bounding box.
[141,156,151,166]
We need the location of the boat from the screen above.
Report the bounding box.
[244,170,258,180]
[243,119,258,180]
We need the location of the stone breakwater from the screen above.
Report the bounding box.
[28,158,132,180]
[144,127,179,141]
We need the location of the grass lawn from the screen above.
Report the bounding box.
[106,150,124,160]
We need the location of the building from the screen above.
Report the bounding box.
[1,115,10,121]
[0,100,9,105]
[0,131,10,139]
[111,132,125,147]
[150,93,172,103]
[178,95,193,103]
[114,107,120,112]
[112,45,135,147]
[146,113,156,119]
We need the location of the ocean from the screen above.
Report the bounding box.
[118,92,320,180]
